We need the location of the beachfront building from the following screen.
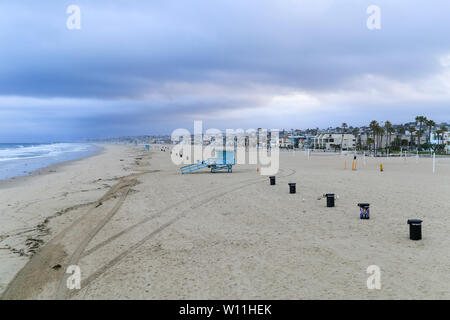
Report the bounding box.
[289,135,308,148]
[279,136,292,149]
[302,135,316,149]
[313,133,356,151]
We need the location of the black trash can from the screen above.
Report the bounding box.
[407,219,423,240]
[326,194,335,207]
[269,176,276,185]
[358,203,370,219]
[288,183,296,194]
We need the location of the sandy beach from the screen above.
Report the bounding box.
[1,144,449,299]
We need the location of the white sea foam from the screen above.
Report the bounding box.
[0,143,92,162]
[0,143,98,180]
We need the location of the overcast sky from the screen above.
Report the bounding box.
[1,1,449,141]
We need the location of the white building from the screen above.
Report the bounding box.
[313,133,356,151]
[279,136,292,148]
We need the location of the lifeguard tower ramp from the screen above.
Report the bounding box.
[180,148,235,174]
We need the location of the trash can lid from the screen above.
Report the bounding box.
[407,219,423,224]
[357,203,370,207]
[288,183,296,185]
[326,193,335,197]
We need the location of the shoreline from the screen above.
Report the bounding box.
[0,144,104,187]
[0,144,137,295]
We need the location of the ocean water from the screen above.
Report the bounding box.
[0,143,100,181]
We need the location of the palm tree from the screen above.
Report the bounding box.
[341,122,348,151]
[408,126,416,151]
[367,137,374,151]
[396,127,406,150]
[352,128,360,150]
[425,119,436,145]
[369,120,379,154]
[375,125,385,153]
[435,128,445,145]
[415,116,427,150]
[385,121,394,150]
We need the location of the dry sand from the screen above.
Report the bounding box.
[1,145,449,299]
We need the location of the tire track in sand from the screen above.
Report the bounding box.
[0,169,158,300]
[80,171,286,259]
[1,164,295,300]
[65,168,296,299]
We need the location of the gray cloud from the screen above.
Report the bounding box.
[0,0,449,141]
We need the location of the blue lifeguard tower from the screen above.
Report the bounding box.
[180,147,235,174]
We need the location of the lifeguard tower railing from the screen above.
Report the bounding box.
[180,149,235,174]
